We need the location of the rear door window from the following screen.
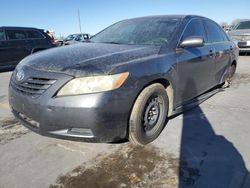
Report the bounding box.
[0,30,6,40]
[181,19,207,42]
[204,20,227,43]
[26,30,44,39]
[6,30,27,40]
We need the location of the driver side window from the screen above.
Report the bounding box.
[182,19,207,43]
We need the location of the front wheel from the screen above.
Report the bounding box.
[129,83,169,145]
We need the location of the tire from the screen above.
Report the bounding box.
[222,64,236,88]
[129,83,169,145]
[228,64,236,79]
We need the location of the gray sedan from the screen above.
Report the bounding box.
[9,15,238,145]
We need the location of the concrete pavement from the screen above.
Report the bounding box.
[0,72,12,120]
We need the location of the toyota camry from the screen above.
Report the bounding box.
[9,15,238,145]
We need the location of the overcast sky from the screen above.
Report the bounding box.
[1,0,250,37]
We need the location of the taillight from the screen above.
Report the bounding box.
[49,39,56,44]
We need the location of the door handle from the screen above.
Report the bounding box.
[230,46,233,51]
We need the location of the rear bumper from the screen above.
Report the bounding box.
[9,69,138,143]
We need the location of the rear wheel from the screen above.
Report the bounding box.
[223,64,236,88]
[228,64,236,79]
[129,83,169,145]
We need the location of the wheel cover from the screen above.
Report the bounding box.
[142,95,163,135]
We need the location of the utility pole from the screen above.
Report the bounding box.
[78,9,82,34]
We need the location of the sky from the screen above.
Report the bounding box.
[1,0,250,38]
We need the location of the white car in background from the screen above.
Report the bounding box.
[63,33,90,45]
[228,20,250,53]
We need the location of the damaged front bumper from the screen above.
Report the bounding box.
[9,68,136,143]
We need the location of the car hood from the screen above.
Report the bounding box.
[20,42,161,76]
[228,29,250,36]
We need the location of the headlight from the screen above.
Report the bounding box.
[57,72,129,96]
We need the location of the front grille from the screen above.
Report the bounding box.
[238,42,249,48]
[11,77,56,97]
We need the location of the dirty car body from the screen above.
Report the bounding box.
[9,15,238,143]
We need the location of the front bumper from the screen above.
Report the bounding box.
[9,67,137,143]
[238,47,250,52]
[235,41,250,52]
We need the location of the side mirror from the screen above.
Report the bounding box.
[179,37,204,48]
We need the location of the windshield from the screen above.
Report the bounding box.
[91,18,179,46]
[235,21,250,30]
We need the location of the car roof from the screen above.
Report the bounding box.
[0,26,43,30]
[122,15,207,21]
[68,33,89,35]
